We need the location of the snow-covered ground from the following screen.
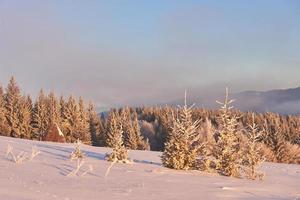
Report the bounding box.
[0,136,299,200]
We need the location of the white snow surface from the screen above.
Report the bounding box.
[0,136,299,200]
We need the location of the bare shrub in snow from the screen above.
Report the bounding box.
[29,145,41,161]
[104,160,116,178]
[67,159,94,177]
[80,165,94,177]
[67,141,93,177]
[5,144,28,164]
[67,159,85,176]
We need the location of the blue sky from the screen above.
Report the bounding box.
[0,0,299,109]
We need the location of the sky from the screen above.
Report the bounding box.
[0,0,300,110]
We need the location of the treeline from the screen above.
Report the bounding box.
[93,96,300,165]
[1,77,300,165]
[0,77,148,150]
[0,77,92,143]
[134,106,300,164]
[136,106,300,149]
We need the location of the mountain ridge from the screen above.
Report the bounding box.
[167,86,300,115]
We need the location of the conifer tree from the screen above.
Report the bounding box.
[4,76,22,137]
[105,111,120,147]
[18,95,32,138]
[264,125,292,164]
[162,92,202,170]
[243,114,264,180]
[132,112,149,150]
[31,89,48,140]
[78,97,91,144]
[120,107,137,149]
[214,88,241,177]
[87,102,102,146]
[61,96,80,143]
[0,85,10,136]
[59,95,67,133]
[61,96,90,144]
[118,107,148,150]
[47,91,61,126]
[105,111,128,162]
[59,96,65,115]
[157,106,174,150]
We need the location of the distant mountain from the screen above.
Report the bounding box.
[233,87,300,115]
[169,87,300,115]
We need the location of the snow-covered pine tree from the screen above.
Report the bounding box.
[263,119,296,164]
[61,96,80,143]
[4,76,22,138]
[59,95,65,116]
[0,85,11,136]
[59,95,67,134]
[120,107,134,149]
[132,111,149,150]
[47,91,61,126]
[61,96,91,144]
[197,117,216,172]
[121,107,148,150]
[78,97,91,144]
[120,107,146,150]
[18,95,32,139]
[105,110,120,147]
[105,111,128,162]
[157,106,174,151]
[214,88,241,177]
[87,102,102,146]
[162,92,202,170]
[243,114,264,180]
[31,89,48,140]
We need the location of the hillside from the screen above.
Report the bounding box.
[168,87,300,115]
[234,87,300,114]
[0,136,299,200]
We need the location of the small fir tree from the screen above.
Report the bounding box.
[105,111,128,162]
[243,114,264,180]
[162,92,202,170]
[78,97,91,144]
[132,112,149,150]
[214,88,241,177]
[87,102,102,146]
[120,107,136,149]
[61,96,90,144]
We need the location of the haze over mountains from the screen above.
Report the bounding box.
[169,87,300,115]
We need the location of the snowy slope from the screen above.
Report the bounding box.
[0,136,299,200]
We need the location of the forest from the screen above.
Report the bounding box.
[0,77,299,169]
